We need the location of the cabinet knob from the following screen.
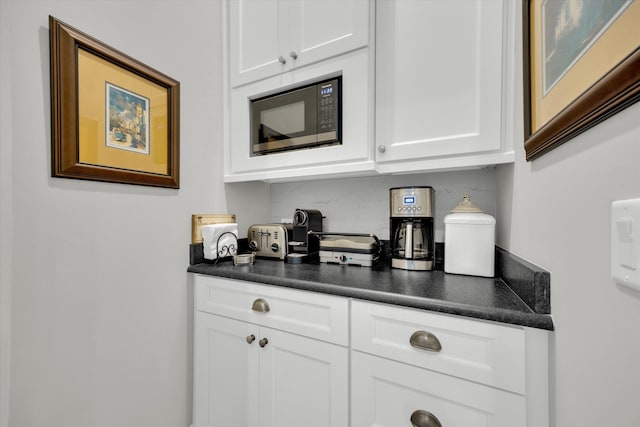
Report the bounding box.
[278,55,287,64]
[289,51,298,60]
[410,410,442,427]
[259,338,269,348]
[377,145,386,153]
[246,334,256,344]
[251,298,270,313]
[409,330,442,352]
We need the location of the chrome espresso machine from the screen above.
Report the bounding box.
[390,186,435,271]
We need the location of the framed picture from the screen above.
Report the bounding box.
[49,16,180,188]
[523,0,640,160]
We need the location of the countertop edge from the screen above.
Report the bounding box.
[187,264,554,331]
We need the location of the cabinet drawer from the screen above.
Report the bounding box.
[351,300,525,394]
[351,351,526,427]
[195,275,349,346]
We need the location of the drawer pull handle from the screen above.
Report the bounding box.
[251,298,270,313]
[410,331,442,352]
[410,410,442,427]
[246,334,256,344]
[259,338,269,348]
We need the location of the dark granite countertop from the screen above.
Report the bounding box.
[188,254,554,331]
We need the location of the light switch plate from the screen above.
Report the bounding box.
[612,199,640,291]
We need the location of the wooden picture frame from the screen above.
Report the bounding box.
[523,1,640,161]
[49,16,180,188]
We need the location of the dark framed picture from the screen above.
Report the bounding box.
[49,16,180,188]
[523,0,640,160]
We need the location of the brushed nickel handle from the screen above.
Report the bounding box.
[278,55,287,64]
[410,410,442,427]
[377,145,386,153]
[251,298,270,313]
[259,338,269,348]
[410,330,442,352]
[289,51,298,60]
[246,334,256,344]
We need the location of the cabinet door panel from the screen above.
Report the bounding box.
[260,327,349,427]
[194,312,259,427]
[351,351,526,427]
[376,0,504,164]
[229,0,285,87]
[292,0,370,67]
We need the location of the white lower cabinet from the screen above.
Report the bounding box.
[193,276,349,427]
[192,275,549,427]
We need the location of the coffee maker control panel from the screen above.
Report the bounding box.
[396,196,424,213]
[390,187,434,217]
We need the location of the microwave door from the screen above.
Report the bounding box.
[251,87,318,155]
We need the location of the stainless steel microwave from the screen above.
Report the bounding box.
[250,77,341,156]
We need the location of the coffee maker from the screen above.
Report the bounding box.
[390,186,435,271]
[286,208,323,263]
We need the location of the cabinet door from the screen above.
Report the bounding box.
[290,0,370,70]
[351,351,527,427]
[259,327,349,427]
[228,0,370,88]
[228,0,287,87]
[193,312,259,427]
[375,0,508,171]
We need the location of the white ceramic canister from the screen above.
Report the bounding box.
[443,194,495,277]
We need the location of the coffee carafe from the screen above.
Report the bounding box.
[390,187,435,271]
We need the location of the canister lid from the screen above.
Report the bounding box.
[444,194,496,224]
[450,194,483,213]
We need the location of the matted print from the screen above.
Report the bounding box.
[106,83,150,155]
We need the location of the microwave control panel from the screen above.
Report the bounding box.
[318,79,339,132]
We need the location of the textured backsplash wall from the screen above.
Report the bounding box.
[269,168,497,241]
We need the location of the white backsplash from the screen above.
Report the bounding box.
[270,168,497,241]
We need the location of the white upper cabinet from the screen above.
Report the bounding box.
[224,0,375,182]
[229,0,370,87]
[375,0,516,173]
[223,0,517,183]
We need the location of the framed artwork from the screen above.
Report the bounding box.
[49,16,180,188]
[523,0,640,160]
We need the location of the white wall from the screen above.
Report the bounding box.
[0,1,267,426]
[496,55,640,427]
[0,2,15,426]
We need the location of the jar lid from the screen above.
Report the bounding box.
[450,194,483,213]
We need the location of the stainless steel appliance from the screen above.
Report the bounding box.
[250,77,341,156]
[316,232,380,267]
[247,224,292,260]
[390,186,435,271]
